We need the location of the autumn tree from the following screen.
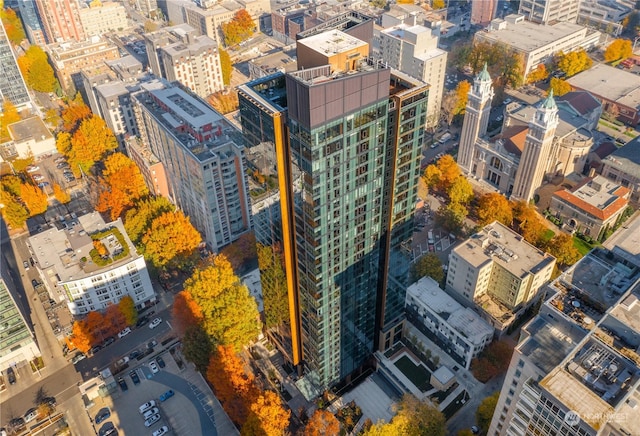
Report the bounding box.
[1,175,22,197]
[0,101,21,141]
[221,10,255,46]
[183,324,213,372]
[70,320,94,354]
[365,395,446,436]
[66,115,118,176]
[1,8,26,44]
[53,183,71,204]
[447,176,474,205]
[457,430,474,436]
[543,233,581,267]
[21,183,48,216]
[208,90,239,114]
[184,255,261,350]
[104,303,127,337]
[477,193,513,226]
[96,152,149,220]
[411,253,444,282]
[257,243,289,330]
[44,108,61,128]
[219,231,257,273]
[124,196,175,244]
[432,0,445,8]
[1,199,29,228]
[440,91,458,126]
[172,290,203,335]
[304,410,340,436]
[434,154,462,194]
[526,64,548,83]
[85,310,107,343]
[117,295,138,326]
[141,210,202,268]
[458,42,524,88]
[555,49,592,77]
[549,78,572,97]
[220,49,232,86]
[476,392,499,434]
[243,390,290,436]
[61,94,91,131]
[435,202,468,234]
[454,81,471,116]
[422,163,441,191]
[18,45,58,93]
[512,201,546,246]
[144,20,158,32]
[471,341,513,382]
[604,38,633,63]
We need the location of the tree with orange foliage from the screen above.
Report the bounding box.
[85,311,107,343]
[141,210,202,268]
[221,10,255,46]
[1,8,26,44]
[67,115,118,176]
[243,390,290,436]
[526,64,548,83]
[0,101,21,141]
[304,410,341,436]
[96,152,149,220]
[219,231,257,272]
[53,183,71,204]
[70,320,94,354]
[454,80,471,116]
[512,200,546,246]
[61,94,91,131]
[104,304,127,337]
[172,291,203,335]
[20,183,48,216]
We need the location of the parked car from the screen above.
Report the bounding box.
[26,165,40,173]
[90,345,102,355]
[139,400,156,414]
[98,422,117,436]
[103,337,115,347]
[41,397,56,408]
[56,162,69,169]
[159,390,174,402]
[129,350,141,360]
[117,327,131,338]
[95,408,111,424]
[147,340,158,349]
[117,377,128,392]
[142,407,159,420]
[8,418,25,433]
[129,370,140,385]
[149,361,159,374]
[38,182,50,189]
[54,156,66,163]
[71,353,86,364]
[23,261,29,270]
[136,316,148,327]
[32,174,45,182]
[156,356,166,368]
[7,367,16,385]
[31,279,39,288]
[23,408,38,423]
[153,426,169,436]
[148,317,162,329]
[144,414,161,427]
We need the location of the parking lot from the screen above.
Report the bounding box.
[87,347,237,436]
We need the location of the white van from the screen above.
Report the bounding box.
[438,132,452,144]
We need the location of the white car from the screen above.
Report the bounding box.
[153,426,169,436]
[117,327,131,338]
[149,361,159,374]
[144,414,161,427]
[139,400,156,414]
[148,318,162,329]
[26,165,40,173]
[143,407,159,420]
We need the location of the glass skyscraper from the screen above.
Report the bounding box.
[0,20,31,111]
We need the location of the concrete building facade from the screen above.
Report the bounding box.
[518,0,581,24]
[79,1,129,37]
[471,0,497,26]
[2,117,56,160]
[16,0,46,46]
[35,0,85,43]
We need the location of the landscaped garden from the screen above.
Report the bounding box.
[394,355,433,392]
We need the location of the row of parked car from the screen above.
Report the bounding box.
[5,397,56,434]
[139,391,174,435]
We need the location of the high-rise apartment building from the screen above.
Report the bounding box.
[35,0,85,43]
[134,82,252,252]
[144,24,223,99]
[519,0,581,24]
[471,0,497,26]
[488,248,640,436]
[16,0,46,45]
[238,29,428,389]
[379,24,447,127]
[79,1,129,37]
[0,20,31,111]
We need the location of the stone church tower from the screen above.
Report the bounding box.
[512,90,559,202]
[458,63,494,174]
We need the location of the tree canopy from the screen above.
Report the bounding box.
[96,152,149,220]
[18,45,58,93]
[257,243,289,330]
[53,183,71,204]
[526,64,548,83]
[549,78,572,97]
[221,10,255,46]
[304,410,341,436]
[1,8,25,44]
[21,183,48,216]
[604,39,633,63]
[476,392,499,434]
[543,233,581,267]
[66,115,118,176]
[124,196,175,244]
[219,49,233,86]
[365,395,446,436]
[455,41,524,88]
[477,193,513,226]
[0,101,21,141]
[140,210,201,268]
[411,253,444,283]
[243,390,290,436]
[555,49,592,77]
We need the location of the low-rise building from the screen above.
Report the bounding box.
[79,1,130,37]
[406,276,494,369]
[1,117,56,160]
[47,37,120,94]
[446,222,556,334]
[0,278,41,372]
[184,0,270,42]
[27,213,156,316]
[600,136,640,203]
[577,0,633,36]
[475,14,600,77]
[567,63,640,126]
[550,175,630,238]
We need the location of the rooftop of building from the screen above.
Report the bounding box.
[518,311,587,374]
[161,34,217,58]
[548,249,640,323]
[238,73,288,113]
[296,28,368,57]
[248,49,298,76]
[96,80,131,99]
[406,277,494,344]
[609,287,640,339]
[124,136,160,166]
[241,268,263,312]
[135,83,244,163]
[506,98,591,140]
[568,63,640,109]
[552,175,630,221]
[27,213,140,283]
[297,10,374,40]
[540,337,639,429]
[556,91,601,117]
[383,23,432,39]
[601,135,640,175]
[453,221,555,278]
[592,141,617,160]
[105,55,144,79]
[7,117,53,143]
[47,36,118,59]
[603,213,640,268]
[477,15,588,52]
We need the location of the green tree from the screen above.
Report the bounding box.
[219,49,232,86]
[257,243,289,329]
[476,392,499,434]
[184,255,261,351]
[365,395,446,436]
[140,210,202,268]
[1,8,26,44]
[183,324,213,372]
[436,202,467,234]
[0,100,21,141]
[477,193,513,226]
[18,46,58,93]
[604,39,633,63]
[117,295,138,326]
[411,253,444,282]
[549,78,572,97]
[124,196,175,244]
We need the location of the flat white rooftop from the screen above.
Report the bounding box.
[297,29,368,56]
